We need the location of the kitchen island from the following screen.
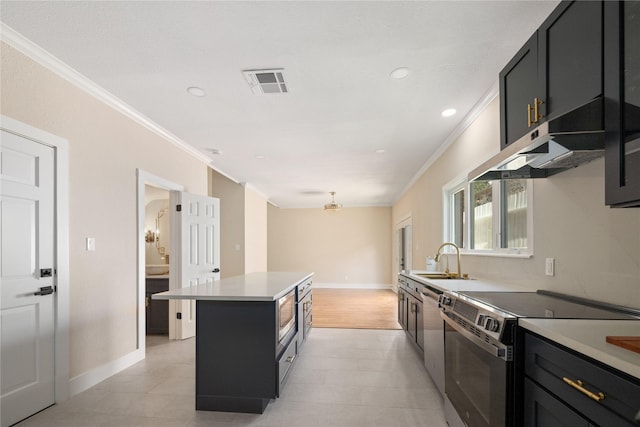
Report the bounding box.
[153,271,313,414]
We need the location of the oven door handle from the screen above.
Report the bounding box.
[441,311,511,361]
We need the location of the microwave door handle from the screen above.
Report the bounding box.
[441,312,511,361]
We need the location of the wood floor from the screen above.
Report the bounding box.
[312,288,401,330]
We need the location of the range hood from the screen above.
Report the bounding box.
[469,97,604,181]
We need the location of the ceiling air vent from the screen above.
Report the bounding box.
[242,69,288,95]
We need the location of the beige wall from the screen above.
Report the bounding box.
[1,42,209,378]
[393,96,640,308]
[244,186,267,273]
[208,169,245,278]
[268,206,392,287]
[208,172,268,276]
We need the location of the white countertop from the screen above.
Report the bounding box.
[152,271,313,302]
[403,270,533,293]
[520,318,640,380]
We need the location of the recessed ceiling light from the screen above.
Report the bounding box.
[441,108,457,117]
[187,86,206,97]
[375,149,386,154]
[390,67,409,79]
[255,155,265,159]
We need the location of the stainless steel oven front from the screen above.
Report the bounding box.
[440,292,516,427]
[277,289,296,345]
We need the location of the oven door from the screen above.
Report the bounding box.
[443,313,511,427]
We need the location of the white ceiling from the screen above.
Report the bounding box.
[1,1,559,208]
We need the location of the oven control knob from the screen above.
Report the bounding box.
[440,296,452,306]
[484,317,500,332]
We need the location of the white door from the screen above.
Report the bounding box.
[169,191,220,340]
[1,130,56,427]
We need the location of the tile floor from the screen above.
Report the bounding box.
[17,329,447,427]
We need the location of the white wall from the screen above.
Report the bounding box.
[1,42,209,378]
[393,96,640,308]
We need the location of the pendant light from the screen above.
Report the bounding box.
[324,192,342,212]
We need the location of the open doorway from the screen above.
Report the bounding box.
[136,169,183,350]
[144,185,170,335]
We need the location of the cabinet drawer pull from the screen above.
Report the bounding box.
[527,103,533,127]
[562,377,605,402]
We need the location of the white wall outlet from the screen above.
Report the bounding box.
[545,258,555,276]
[86,237,96,251]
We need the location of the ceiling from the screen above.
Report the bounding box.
[1,1,559,208]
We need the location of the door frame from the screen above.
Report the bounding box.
[0,115,70,403]
[136,170,183,348]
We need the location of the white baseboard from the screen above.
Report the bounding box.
[69,348,145,396]
[313,283,393,290]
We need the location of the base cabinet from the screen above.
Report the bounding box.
[398,285,408,331]
[524,332,640,426]
[398,275,424,352]
[195,298,298,414]
[297,280,313,350]
[146,278,169,334]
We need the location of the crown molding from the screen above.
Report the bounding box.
[393,80,499,204]
[1,23,214,166]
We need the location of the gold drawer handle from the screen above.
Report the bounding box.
[562,377,605,402]
[533,97,544,124]
[528,103,533,127]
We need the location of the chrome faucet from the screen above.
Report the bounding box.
[434,242,462,278]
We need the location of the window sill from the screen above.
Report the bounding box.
[460,250,533,259]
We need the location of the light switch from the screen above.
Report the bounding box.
[86,237,96,251]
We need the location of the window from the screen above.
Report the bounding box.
[444,178,532,256]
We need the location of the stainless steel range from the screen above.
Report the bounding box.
[439,290,638,427]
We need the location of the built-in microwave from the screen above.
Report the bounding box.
[277,289,296,345]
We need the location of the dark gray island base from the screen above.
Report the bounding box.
[195,299,297,414]
[153,272,313,414]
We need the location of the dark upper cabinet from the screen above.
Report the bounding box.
[605,0,640,207]
[500,33,539,149]
[500,1,603,149]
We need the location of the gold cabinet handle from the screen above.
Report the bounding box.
[145,296,149,307]
[562,377,605,402]
[533,97,544,124]
[527,103,533,127]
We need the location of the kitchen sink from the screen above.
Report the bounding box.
[416,272,471,280]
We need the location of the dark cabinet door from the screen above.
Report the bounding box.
[540,0,602,121]
[524,378,594,427]
[500,33,539,149]
[398,288,408,331]
[500,1,603,149]
[605,0,640,207]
